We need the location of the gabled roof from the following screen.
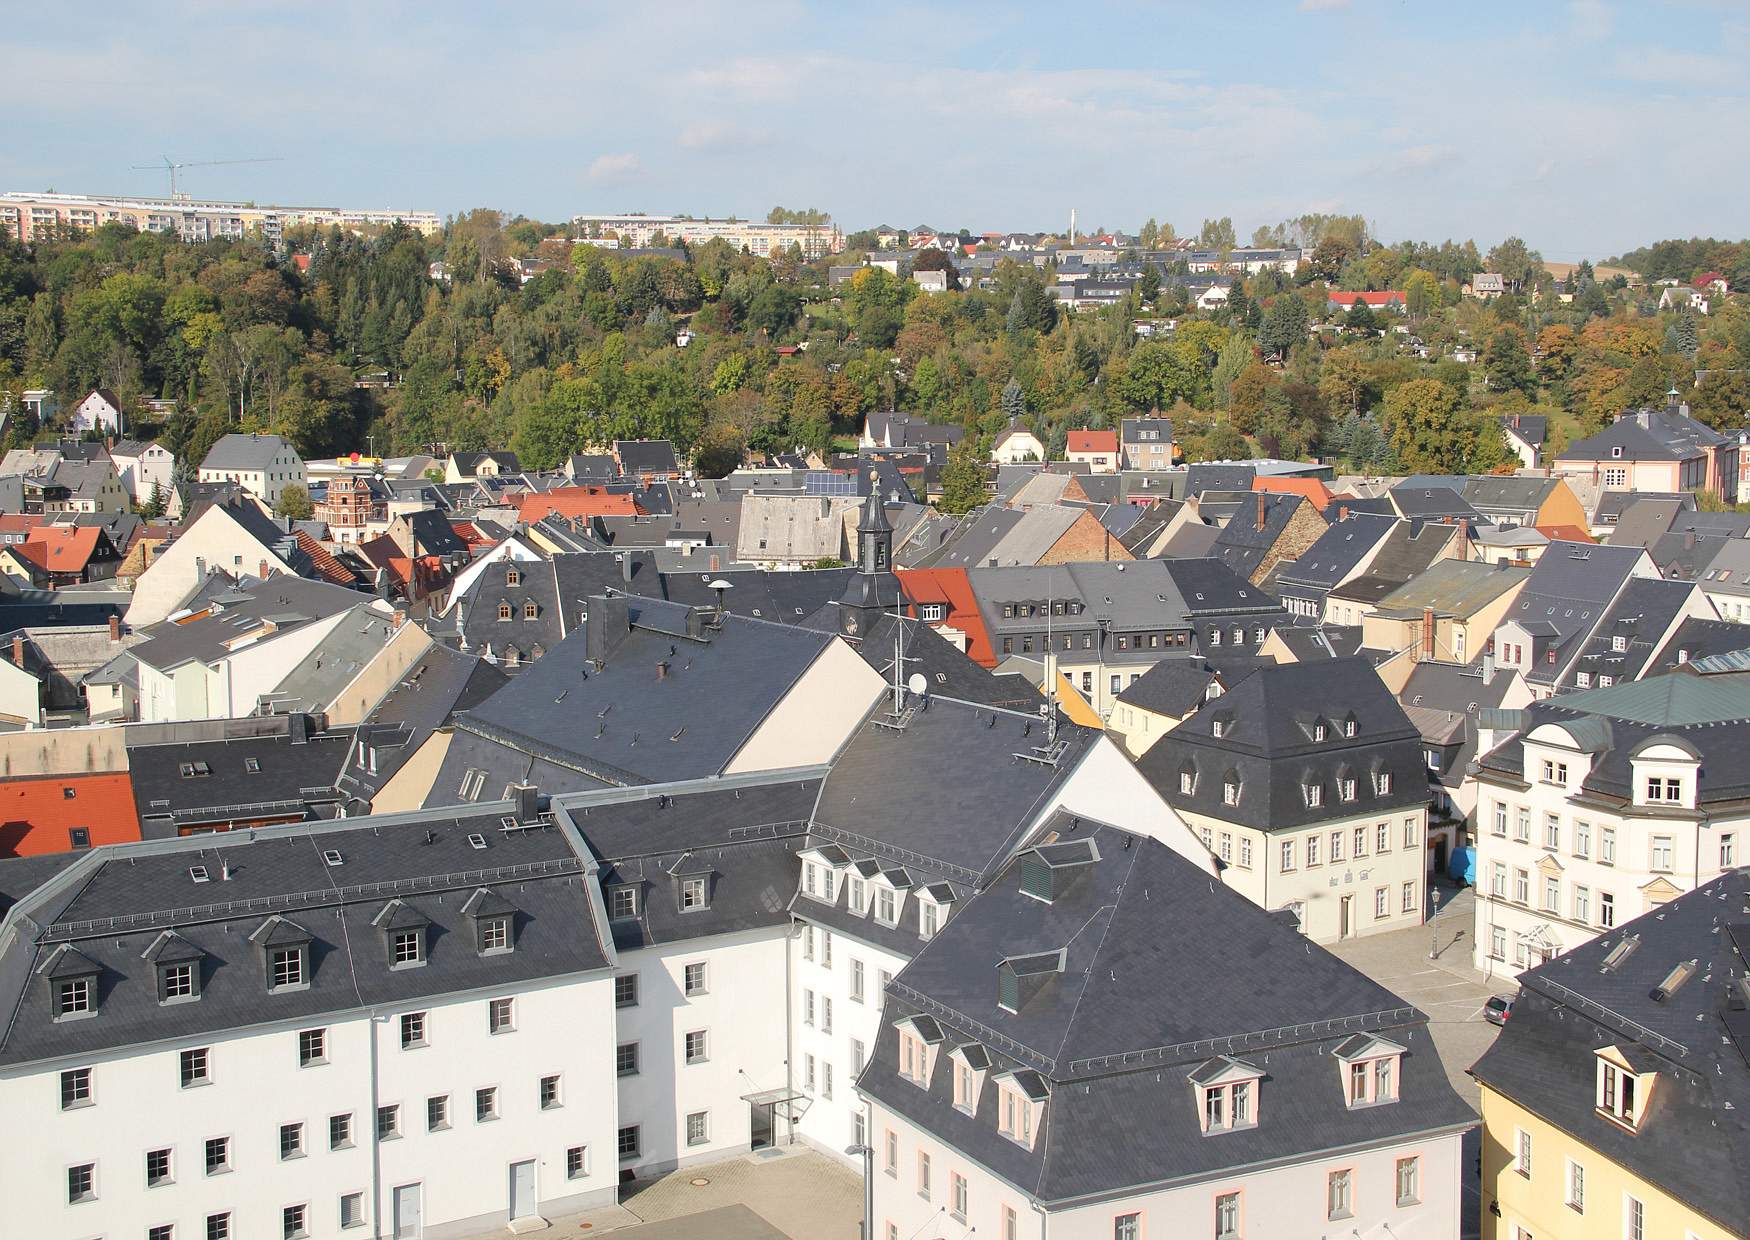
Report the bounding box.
[1559,405,1730,463]
[1065,429,1117,454]
[200,433,300,472]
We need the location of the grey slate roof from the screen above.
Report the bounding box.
[1324,519,1461,605]
[1558,405,1730,463]
[1648,617,1750,674]
[129,575,367,674]
[1114,659,1219,716]
[338,643,507,810]
[1499,541,1652,686]
[126,716,354,835]
[0,803,610,1067]
[1136,658,1429,832]
[862,821,1474,1204]
[1568,577,1697,685]
[199,432,299,472]
[615,440,681,475]
[1470,870,1750,1237]
[1270,511,1396,600]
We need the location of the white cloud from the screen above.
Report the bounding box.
[587,153,642,182]
[1299,0,1350,11]
[678,121,770,150]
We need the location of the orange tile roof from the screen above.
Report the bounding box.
[1536,524,1595,543]
[1067,429,1118,454]
[0,772,140,857]
[1252,476,1334,512]
[20,525,103,571]
[895,567,997,667]
[293,530,356,586]
[517,487,641,522]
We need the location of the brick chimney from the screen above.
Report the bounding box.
[10,636,22,667]
[258,559,269,580]
[1254,492,1268,531]
[1457,519,1470,561]
[108,614,121,642]
[1335,503,1348,521]
[1421,607,1435,660]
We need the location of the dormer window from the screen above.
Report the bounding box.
[847,876,867,915]
[497,602,512,621]
[876,887,898,926]
[1595,1047,1655,1131]
[1179,765,1196,795]
[270,945,305,989]
[1223,774,1241,806]
[1190,1056,1262,1134]
[391,929,423,967]
[479,916,510,952]
[896,1015,944,1088]
[523,601,538,619]
[680,876,708,911]
[950,1043,989,1115]
[40,945,101,1022]
[1338,774,1357,803]
[505,568,520,586]
[1313,721,1328,742]
[1212,718,1227,738]
[160,961,196,1001]
[995,1071,1047,1150]
[56,975,93,1019]
[1375,772,1394,796]
[609,885,639,920]
[920,902,939,941]
[1344,716,1358,737]
[1304,782,1324,809]
[1335,1034,1405,1108]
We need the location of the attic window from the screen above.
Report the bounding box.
[1304,783,1324,808]
[190,866,210,883]
[244,758,261,773]
[680,876,709,911]
[180,762,211,778]
[322,850,344,867]
[1313,722,1328,742]
[467,833,488,850]
[505,568,520,586]
[390,928,424,967]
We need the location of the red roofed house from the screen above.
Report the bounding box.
[1252,475,1334,513]
[894,567,998,667]
[1065,429,1120,474]
[1326,290,1406,314]
[517,486,641,524]
[1,525,121,586]
[0,771,141,856]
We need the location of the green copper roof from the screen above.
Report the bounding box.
[1552,670,1750,726]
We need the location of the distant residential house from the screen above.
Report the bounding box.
[1467,272,1506,299]
[1553,398,1738,502]
[2,525,121,586]
[860,411,965,452]
[197,432,306,506]
[989,419,1045,465]
[911,268,949,293]
[613,439,681,482]
[123,496,310,627]
[1065,428,1118,473]
[443,450,521,483]
[1658,284,1710,314]
[1210,492,1328,588]
[1498,413,1546,469]
[1460,474,1586,529]
[1119,416,1174,470]
[1326,290,1406,314]
[67,388,124,436]
[107,438,174,506]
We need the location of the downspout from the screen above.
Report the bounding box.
[370,1008,384,1239]
[1030,1197,1050,1240]
[785,917,796,1146]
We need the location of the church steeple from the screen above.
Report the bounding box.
[837,477,901,643]
[856,486,893,574]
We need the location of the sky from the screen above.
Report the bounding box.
[5,0,1746,259]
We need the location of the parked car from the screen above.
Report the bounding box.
[1483,994,1515,1026]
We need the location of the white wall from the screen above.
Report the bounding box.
[1042,736,1214,874]
[125,506,297,627]
[613,928,790,1178]
[0,974,619,1240]
[727,639,886,775]
[866,1099,1465,1240]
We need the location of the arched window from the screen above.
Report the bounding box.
[523,601,538,620]
[506,567,520,586]
[496,602,512,622]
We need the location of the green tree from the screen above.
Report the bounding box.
[274,483,314,520]
[1382,378,1471,473]
[1344,300,1378,335]
[1137,264,1161,304]
[1110,341,1209,411]
[938,444,987,514]
[1001,378,1026,422]
[1258,294,1309,359]
[1484,326,1536,397]
[1198,217,1236,250]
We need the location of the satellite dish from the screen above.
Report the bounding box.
[907,673,928,696]
[706,579,733,590]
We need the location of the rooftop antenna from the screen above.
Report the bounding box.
[1045,592,1059,744]
[1069,207,1076,246]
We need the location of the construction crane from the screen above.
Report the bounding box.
[130,156,283,200]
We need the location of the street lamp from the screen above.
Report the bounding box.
[845,1143,874,1240]
[1428,884,1442,960]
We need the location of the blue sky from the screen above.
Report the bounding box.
[5,1,1744,257]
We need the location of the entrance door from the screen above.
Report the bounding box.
[393,1183,422,1239]
[1339,895,1354,940]
[750,1102,774,1150]
[509,1159,537,1220]
[1434,836,1448,877]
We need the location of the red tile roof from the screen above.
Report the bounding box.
[1067,430,1118,455]
[19,526,103,572]
[293,530,356,586]
[1535,524,1595,544]
[1252,476,1335,512]
[1326,290,1405,307]
[517,487,641,523]
[0,772,140,857]
[895,567,998,668]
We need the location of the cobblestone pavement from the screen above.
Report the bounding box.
[620,1148,862,1239]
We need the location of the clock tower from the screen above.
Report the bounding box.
[836,487,901,643]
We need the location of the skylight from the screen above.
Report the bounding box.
[468,833,488,850]
[323,850,344,867]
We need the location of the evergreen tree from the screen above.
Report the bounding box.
[1137,264,1161,304]
[1001,378,1026,423]
[1259,294,1309,359]
[1674,311,1699,358]
[938,444,987,514]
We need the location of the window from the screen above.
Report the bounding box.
[67,1161,96,1203]
[1600,892,1616,928]
[1491,926,1507,960]
[1280,839,1296,871]
[1305,783,1323,808]
[341,1192,365,1229]
[681,876,707,910]
[1575,820,1591,858]
[1327,1169,1353,1220]
[475,1086,498,1123]
[804,988,815,1026]
[1215,1193,1240,1239]
[1396,1155,1420,1206]
[540,1074,562,1110]
[1651,835,1673,871]
[851,958,865,1003]
[1725,834,1738,868]
[1329,831,1344,862]
[685,1031,709,1063]
[1493,801,1507,836]
[390,929,423,967]
[298,1028,326,1066]
[489,997,514,1033]
[610,885,638,919]
[329,1113,353,1150]
[1544,813,1561,849]
[1179,770,1195,794]
[1223,778,1240,806]
[1602,826,1617,864]
[479,916,510,953]
[685,961,708,996]
[161,961,195,1002]
[147,1147,173,1187]
[1377,822,1391,853]
[1646,777,1682,803]
[60,1066,92,1109]
[1566,1159,1585,1213]
[150,1228,173,1240]
[56,975,92,1018]
[999,1085,1034,1145]
[1574,885,1591,923]
[400,1011,427,1049]
[1375,887,1388,918]
[1544,876,1560,913]
[951,1171,968,1221]
[268,945,305,990]
[876,888,897,925]
[427,1095,450,1131]
[802,926,815,962]
[823,995,834,1033]
[567,1146,590,1180]
[884,1129,898,1176]
[917,1150,932,1201]
[1515,1127,1532,1177]
[687,1110,709,1147]
[1491,862,1507,897]
[920,902,939,940]
[1239,837,1252,869]
[616,1043,639,1076]
[207,1213,231,1240]
[1515,807,1531,842]
[377,1104,400,1141]
[204,1135,231,1175]
[1514,869,1530,904]
[1306,834,1320,867]
[853,1038,867,1075]
[180,1047,210,1088]
[1599,1061,1639,1126]
[1220,832,1233,863]
[279,1121,304,1160]
[1354,826,1369,857]
[1627,1195,1645,1240]
[1402,882,1416,913]
[618,1125,640,1160]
